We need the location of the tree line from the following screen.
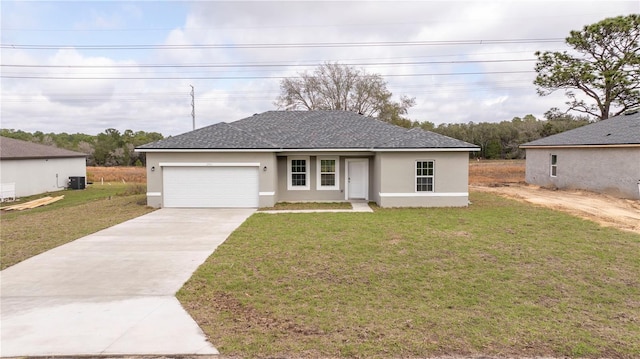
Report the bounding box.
[423,111,591,159]
[0,110,589,163]
[0,128,163,166]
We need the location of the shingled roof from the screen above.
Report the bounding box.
[0,136,88,160]
[521,110,640,147]
[138,111,478,150]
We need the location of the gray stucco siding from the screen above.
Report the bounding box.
[379,195,469,207]
[143,150,473,208]
[525,147,640,199]
[371,154,382,205]
[276,155,374,202]
[145,152,277,208]
[376,151,470,207]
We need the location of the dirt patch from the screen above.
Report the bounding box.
[470,160,640,235]
[473,184,640,234]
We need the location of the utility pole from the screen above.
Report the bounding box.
[190,85,195,130]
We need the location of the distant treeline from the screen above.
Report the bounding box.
[0,128,163,166]
[393,111,592,159]
[1,111,591,164]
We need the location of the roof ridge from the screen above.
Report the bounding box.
[0,136,88,158]
[137,110,480,150]
[521,111,640,147]
[374,125,422,147]
[225,121,279,148]
[347,115,414,147]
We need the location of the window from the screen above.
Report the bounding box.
[416,161,434,192]
[317,157,339,190]
[287,157,309,190]
[550,154,557,177]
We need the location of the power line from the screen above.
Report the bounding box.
[0,70,536,80]
[1,77,538,102]
[1,77,535,97]
[0,38,564,50]
[0,85,538,106]
[0,11,617,32]
[0,59,536,69]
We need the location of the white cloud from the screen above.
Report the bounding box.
[1,0,638,136]
[41,49,117,107]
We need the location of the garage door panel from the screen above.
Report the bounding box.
[163,166,258,208]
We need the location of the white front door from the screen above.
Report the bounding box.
[346,159,368,200]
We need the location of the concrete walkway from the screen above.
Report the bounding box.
[260,200,374,214]
[0,208,255,357]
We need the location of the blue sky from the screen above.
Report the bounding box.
[1,1,638,136]
[2,2,188,59]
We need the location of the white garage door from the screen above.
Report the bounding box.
[163,166,259,208]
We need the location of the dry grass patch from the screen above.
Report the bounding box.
[87,166,146,183]
[469,159,525,186]
[179,191,640,358]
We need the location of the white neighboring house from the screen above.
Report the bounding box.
[0,136,87,199]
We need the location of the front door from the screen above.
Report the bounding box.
[347,159,368,200]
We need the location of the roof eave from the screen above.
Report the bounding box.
[135,148,278,153]
[0,155,88,160]
[136,147,480,153]
[520,143,640,149]
[373,147,480,152]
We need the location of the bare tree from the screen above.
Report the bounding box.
[275,62,415,122]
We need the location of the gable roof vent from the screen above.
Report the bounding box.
[623,107,639,115]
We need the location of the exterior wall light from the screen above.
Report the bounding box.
[151,166,155,172]
[263,166,267,171]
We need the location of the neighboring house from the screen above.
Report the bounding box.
[137,111,479,208]
[0,136,88,198]
[520,110,640,200]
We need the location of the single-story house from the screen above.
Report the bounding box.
[520,109,640,200]
[0,136,88,199]
[136,110,480,208]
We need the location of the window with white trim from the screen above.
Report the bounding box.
[316,157,339,190]
[416,160,434,192]
[550,154,557,177]
[287,157,310,190]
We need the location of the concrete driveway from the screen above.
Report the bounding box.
[0,208,255,357]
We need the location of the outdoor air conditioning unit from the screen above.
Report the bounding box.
[68,176,86,190]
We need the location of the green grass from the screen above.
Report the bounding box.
[260,202,353,210]
[1,183,154,269]
[178,191,640,358]
[0,182,147,212]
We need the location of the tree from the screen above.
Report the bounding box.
[275,62,415,122]
[94,128,123,166]
[0,128,163,166]
[534,14,640,120]
[77,141,95,165]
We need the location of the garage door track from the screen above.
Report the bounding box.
[0,208,255,356]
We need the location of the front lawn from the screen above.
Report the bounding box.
[179,191,640,358]
[0,183,154,269]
